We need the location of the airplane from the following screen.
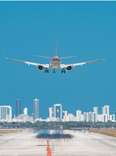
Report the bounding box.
[6,55,103,73]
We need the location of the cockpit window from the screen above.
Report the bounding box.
[53,58,58,61]
[52,58,60,61]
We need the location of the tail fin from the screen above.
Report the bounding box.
[55,41,58,56]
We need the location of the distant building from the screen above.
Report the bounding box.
[93,106,98,114]
[33,98,39,120]
[83,112,89,122]
[111,114,116,122]
[47,103,116,123]
[68,113,76,121]
[48,104,63,121]
[103,105,110,115]
[13,107,32,122]
[0,105,12,121]
[63,110,69,121]
[102,105,110,122]
[23,107,28,116]
[14,114,33,122]
[16,99,21,117]
[48,107,54,121]
[93,106,98,122]
[97,114,104,122]
[76,110,82,122]
[54,104,63,121]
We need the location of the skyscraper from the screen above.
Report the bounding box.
[0,105,12,121]
[23,107,28,116]
[16,99,21,117]
[54,104,63,121]
[33,98,39,120]
[63,110,69,121]
[76,110,82,121]
[83,112,89,122]
[103,105,110,115]
[93,106,98,122]
[93,106,98,114]
[102,105,110,122]
[48,107,54,121]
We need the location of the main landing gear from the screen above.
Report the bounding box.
[44,68,49,73]
[61,69,66,73]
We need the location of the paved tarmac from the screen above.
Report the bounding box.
[0,129,116,156]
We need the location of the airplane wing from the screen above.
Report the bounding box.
[61,59,103,70]
[6,58,49,69]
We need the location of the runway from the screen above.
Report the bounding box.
[0,129,116,156]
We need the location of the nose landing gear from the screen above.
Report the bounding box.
[44,68,67,73]
[52,69,56,73]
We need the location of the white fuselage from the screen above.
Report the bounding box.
[50,56,61,69]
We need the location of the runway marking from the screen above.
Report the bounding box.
[47,140,52,156]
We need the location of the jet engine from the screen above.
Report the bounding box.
[38,65,44,70]
[66,66,72,70]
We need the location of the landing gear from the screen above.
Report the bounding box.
[52,69,56,73]
[61,69,66,73]
[44,68,49,73]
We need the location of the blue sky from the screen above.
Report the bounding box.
[0,2,116,117]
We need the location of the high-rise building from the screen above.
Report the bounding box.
[76,110,82,121]
[83,112,91,122]
[16,99,21,117]
[48,107,54,121]
[63,110,69,121]
[0,105,12,121]
[47,104,116,123]
[54,104,63,121]
[102,105,110,122]
[23,107,28,116]
[93,106,98,114]
[97,114,104,122]
[83,112,95,122]
[89,112,96,122]
[103,105,110,115]
[68,113,76,121]
[112,114,116,122]
[33,98,39,120]
[93,106,98,122]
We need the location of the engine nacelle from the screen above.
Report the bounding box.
[66,66,72,70]
[38,65,44,70]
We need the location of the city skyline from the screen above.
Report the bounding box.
[0,97,115,122]
[1,97,116,116]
